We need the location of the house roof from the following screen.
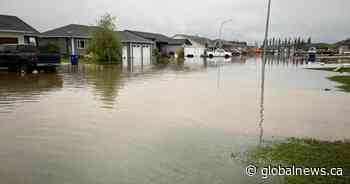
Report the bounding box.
[125,30,187,45]
[0,15,39,35]
[41,24,99,38]
[173,34,214,47]
[41,24,153,44]
[336,39,350,46]
[168,39,192,45]
[125,30,171,43]
[117,31,153,44]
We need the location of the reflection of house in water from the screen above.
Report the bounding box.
[61,65,125,109]
[0,72,63,113]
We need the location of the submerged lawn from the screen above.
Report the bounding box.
[328,76,350,92]
[248,138,350,184]
[310,68,350,93]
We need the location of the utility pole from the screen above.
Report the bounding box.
[259,0,272,146]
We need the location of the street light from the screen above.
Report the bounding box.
[218,19,233,48]
[259,0,272,146]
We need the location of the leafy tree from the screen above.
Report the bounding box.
[89,13,122,64]
[307,37,312,45]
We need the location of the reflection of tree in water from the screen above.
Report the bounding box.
[0,72,63,113]
[84,65,125,109]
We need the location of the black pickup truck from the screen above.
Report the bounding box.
[0,44,61,73]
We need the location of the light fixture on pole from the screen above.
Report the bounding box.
[219,19,233,48]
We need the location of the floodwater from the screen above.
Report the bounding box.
[0,56,349,184]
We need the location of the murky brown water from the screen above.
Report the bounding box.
[0,56,349,183]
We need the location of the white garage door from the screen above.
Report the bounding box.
[132,44,142,66]
[142,45,152,65]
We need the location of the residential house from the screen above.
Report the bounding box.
[125,30,190,57]
[39,24,154,67]
[0,15,39,45]
[336,39,350,55]
[173,34,214,57]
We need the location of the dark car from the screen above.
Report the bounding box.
[0,44,61,73]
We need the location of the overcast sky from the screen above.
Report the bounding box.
[1,0,349,44]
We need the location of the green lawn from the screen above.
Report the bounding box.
[248,138,350,184]
[309,68,350,93]
[328,76,350,92]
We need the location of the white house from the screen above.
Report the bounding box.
[0,15,39,45]
[173,34,213,57]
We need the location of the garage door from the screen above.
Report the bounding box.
[143,45,152,65]
[132,44,142,66]
[0,38,18,44]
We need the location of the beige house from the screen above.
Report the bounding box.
[336,39,350,55]
[0,15,39,45]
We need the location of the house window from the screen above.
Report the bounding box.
[77,40,86,49]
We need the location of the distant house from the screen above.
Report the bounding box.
[173,34,214,57]
[39,24,154,67]
[336,39,350,55]
[125,30,190,57]
[0,15,39,45]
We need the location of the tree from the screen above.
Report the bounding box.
[89,13,122,64]
[307,37,312,45]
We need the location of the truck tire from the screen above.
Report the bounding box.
[17,64,33,74]
[18,64,28,74]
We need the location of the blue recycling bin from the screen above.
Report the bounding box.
[308,53,316,63]
[71,55,79,65]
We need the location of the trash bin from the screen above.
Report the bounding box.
[71,55,79,65]
[308,53,316,62]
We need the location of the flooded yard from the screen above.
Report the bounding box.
[0,56,349,184]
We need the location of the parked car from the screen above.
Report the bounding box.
[207,49,232,58]
[0,44,61,73]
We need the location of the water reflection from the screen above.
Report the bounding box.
[0,72,63,113]
[60,65,126,109]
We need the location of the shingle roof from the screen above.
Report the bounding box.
[41,24,153,44]
[41,24,99,38]
[173,34,214,46]
[125,30,173,43]
[336,39,350,46]
[0,15,39,35]
[117,31,153,44]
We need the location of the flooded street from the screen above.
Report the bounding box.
[0,56,349,184]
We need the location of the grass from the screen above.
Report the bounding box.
[309,68,350,93]
[311,68,350,73]
[328,76,350,92]
[247,138,350,184]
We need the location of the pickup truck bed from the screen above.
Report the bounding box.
[0,44,61,73]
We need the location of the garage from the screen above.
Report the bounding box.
[0,37,18,44]
[132,44,142,66]
[142,45,152,65]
